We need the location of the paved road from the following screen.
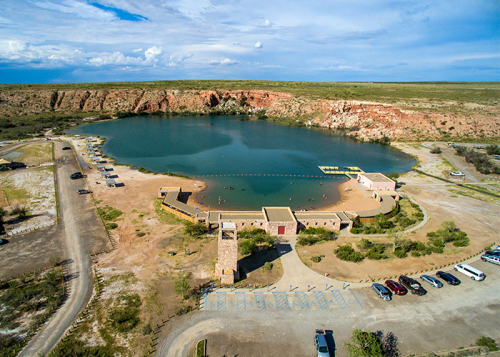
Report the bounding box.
[157,259,500,357]
[19,141,109,356]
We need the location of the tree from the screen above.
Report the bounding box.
[344,329,385,357]
[172,272,192,300]
[183,221,208,238]
[374,213,392,229]
[0,207,5,234]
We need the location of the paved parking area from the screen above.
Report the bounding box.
[158,259,500,357]
[201,289,361,312]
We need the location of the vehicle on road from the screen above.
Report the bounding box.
[420,275,443,288]
[450,171,464,176]
[399,276,427,295]
[481,254,500,266]
[314,329,330,357]
[436,271,460,285]
[70,172,83,179]
[62,146,71,150]
[77,189,90,195]
[372,283,391,301]
[384,280,407,295]
[454,264,485,281]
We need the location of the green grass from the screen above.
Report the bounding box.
[195,340,205,357]
[154,198,185,225]
[447,187,500,206]
[97,205,123,221]
[0,268,65,357]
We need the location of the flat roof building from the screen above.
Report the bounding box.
[357,173,395,191]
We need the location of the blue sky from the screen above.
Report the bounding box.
[0,0,498,83]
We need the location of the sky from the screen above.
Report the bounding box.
[0,0,499,83]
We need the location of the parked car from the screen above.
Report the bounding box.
[314,329,330,357]
[70,172,83,179]
[62,146,71,150]
[398,276,427,295]
[384,280,407,295]
[420,275,443,288]
[485,250,500,257]
[482,254,500,266]
[454,264,485,281]
[436,271,460,285]
[450,171,464,176]
[77,189,90,195]
[372,283,391,301]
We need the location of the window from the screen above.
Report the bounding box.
[260,223,263,226]
[306,222,309,226]
[242,223,245,226]
[324,222,327,225]
[251,222,254,226]
[315,222,318,226]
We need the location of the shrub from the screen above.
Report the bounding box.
[142,324,153,335]
[311,256,322,263]
[476,336,499,351]
[344,329,385,357]
[374,213,392,229]
[106,223,118,230]
[297,227,338,245]
[411,251,421,257]
[356,238,374,250]
[136,232,145,237]
[97,205,123,221]
[262,262,273,271]
[183,221,208,238]
[430,147,442,154]
[334,244,364,262]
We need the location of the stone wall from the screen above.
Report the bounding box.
[215,229,239,284]
[296,218,341,231]
[266,221,297,235]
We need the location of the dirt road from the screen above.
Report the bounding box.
[19,141,109,356]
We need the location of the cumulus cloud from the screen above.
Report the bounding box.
[89,46,163,66]
[259,19,272,27]
[208,58,239,65]
[254,41,263,49]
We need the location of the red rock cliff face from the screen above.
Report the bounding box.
[0,88,497,141]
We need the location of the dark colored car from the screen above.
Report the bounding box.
[70,172,83,179]
[62,146,71,150]
[77,189,90,195]
[314,330,330,357]
[398,275,427,296]
[485,250,500,257]
[385,280,407,295]
[436,271,461,285]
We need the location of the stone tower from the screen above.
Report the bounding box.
[215,222,239,284]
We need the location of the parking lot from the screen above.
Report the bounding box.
[158,259,500,357]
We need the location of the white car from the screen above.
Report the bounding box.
[454,264,485,281]
[450,171,464,176]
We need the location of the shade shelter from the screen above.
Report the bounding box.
[0,158,10,170]
[101,171,111,180]
[97,165,106,172]
[106,179,116,187]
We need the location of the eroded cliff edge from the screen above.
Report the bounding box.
[1,88,498,141]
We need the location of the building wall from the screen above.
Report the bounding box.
[161,203,195,223]
[357,174,395,191]
[266,221,297,235]
[296,219,341,231]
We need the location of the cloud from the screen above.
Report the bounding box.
[89,46,163,66]
[132,48,143,52]
[145,46,162,62]
[32,0,116,21]
[254,41,263,49]
[259,19,272,27]
[208,58,239,65]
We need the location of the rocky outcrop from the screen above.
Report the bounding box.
[0,87,497,142]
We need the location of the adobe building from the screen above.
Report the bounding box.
[215,222,239,284]
[263,207,297,235]
[357,173,396,191]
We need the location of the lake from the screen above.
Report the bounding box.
[67,115,415,210]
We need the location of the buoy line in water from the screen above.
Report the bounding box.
[193,174,350,179]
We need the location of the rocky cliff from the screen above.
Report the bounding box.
[1,88,498,141]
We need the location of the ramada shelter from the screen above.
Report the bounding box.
[357,173,396,191]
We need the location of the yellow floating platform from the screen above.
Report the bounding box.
[318,166,364,175]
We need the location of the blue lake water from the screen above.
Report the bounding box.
[67,115,415,210]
